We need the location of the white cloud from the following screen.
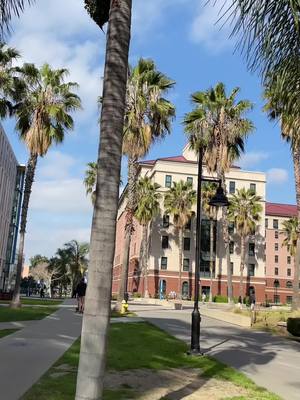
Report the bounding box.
[38,151,77,180]
[190,0,233,52]
[9,0,104,128]
[238,152,269,169]
[267,168,289,185]
[25,227,91,261]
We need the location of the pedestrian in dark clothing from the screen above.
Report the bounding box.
[76,278,87,313]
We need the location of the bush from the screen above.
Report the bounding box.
[213,295,228,303]
[132,292,142,298]
[287,318,300,337]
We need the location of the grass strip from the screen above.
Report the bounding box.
[0,306,58,322]
[22,322,281,400]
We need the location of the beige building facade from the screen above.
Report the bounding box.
[113,145,266,302]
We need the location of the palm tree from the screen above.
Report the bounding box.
[10,63,81,308]
[118,58,175,305]
[75,2,132,399]
[202,182,217,302]
[223,1,300,118]
[282,217,300,310]
[164,180,196,299]
[0,0,33,35]
[63,240,89,292]
[84,162,97,204]
[184,82,254,302]
[135,177,161,297]
[228,188,262,300]
[264,82,300,310]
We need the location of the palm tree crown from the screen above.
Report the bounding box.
[15,63,81,156]
[202,182,218,220]
[282,217,298,258]
[123,58,175,159]
[84,162,97,203]
[135,177,161,226]
[184,82,253,175]
[164,180,196,229]
[228,188,262,236]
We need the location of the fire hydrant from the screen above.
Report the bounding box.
[121,300,128,314]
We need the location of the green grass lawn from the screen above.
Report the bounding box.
[22,322,280,400]
[0,328,19,338]
[110,310,136,318]
[0,306,58,322]
[0,298,64,306]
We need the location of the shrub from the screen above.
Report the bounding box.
[213,295,228,303]
[132,292,142,298]
[287,318,300,337]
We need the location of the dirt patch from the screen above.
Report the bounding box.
[104,368,248,399]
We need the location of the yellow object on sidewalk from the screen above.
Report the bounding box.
[121,300,129,314]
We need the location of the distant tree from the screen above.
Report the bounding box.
[135,177,161,297]
[202,182,218,302]
[29,254,48,270]
[164,180,196,299]
[10,63,81,308]
[228,188,262,300]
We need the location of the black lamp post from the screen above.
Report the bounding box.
[190,148,229,354]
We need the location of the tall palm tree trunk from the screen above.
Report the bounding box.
[292,148,300,310]
[75,2,132,399]
[142,224,149,297]
[177,229,183,299]
[219,172,233,302]
[117,156,138,304]
[11,153,37,308]
[239,235,245,300]
[209,218,214,302]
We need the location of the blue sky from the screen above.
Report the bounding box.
[3,0,295,261]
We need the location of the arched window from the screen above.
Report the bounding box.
[274,279,280,288]
[182,281,189,298]
[286,281,293,288]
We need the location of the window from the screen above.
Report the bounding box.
[287,268,291,277]
[287,256,291,264]
[273,219,279,229]
[229,181,235,194]
[229,241,234,254]
[286,296,293,304]
[183,258,190,272]
[162,215,169,228]
[249,243,255,256]
[160,257,168,270]
[230,262,234,275]
[185,218,191,230]
[184,237,191,251]
[248,264,255,277]
[250,183,256,193]
[187,177,193,185]
[275,255,278,263]
[274,279,280,287]
[162,236,169,249]
[275,267,279,275]
[182,281,189,298]
[274,295,280,304]
[265,218,268,228]
[286,281,293,288]
[228,222,234,235]
[165,175,172,188]
[275,231,278,239]
[275,243,278,251]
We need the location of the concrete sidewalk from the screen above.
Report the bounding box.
[0,320,33,330]
[0,299,82,400]
[132,304,300,400]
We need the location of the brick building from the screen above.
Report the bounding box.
[113,145,267,302]
[265,203,298,304]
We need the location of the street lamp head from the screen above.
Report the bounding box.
[209,183,229,207]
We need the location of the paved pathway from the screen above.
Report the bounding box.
[131,303,300,400]
[0,299,82,400]
[0,320,33,330]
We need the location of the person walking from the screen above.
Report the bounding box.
[202,291,206,305]
[76,278,87,313]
